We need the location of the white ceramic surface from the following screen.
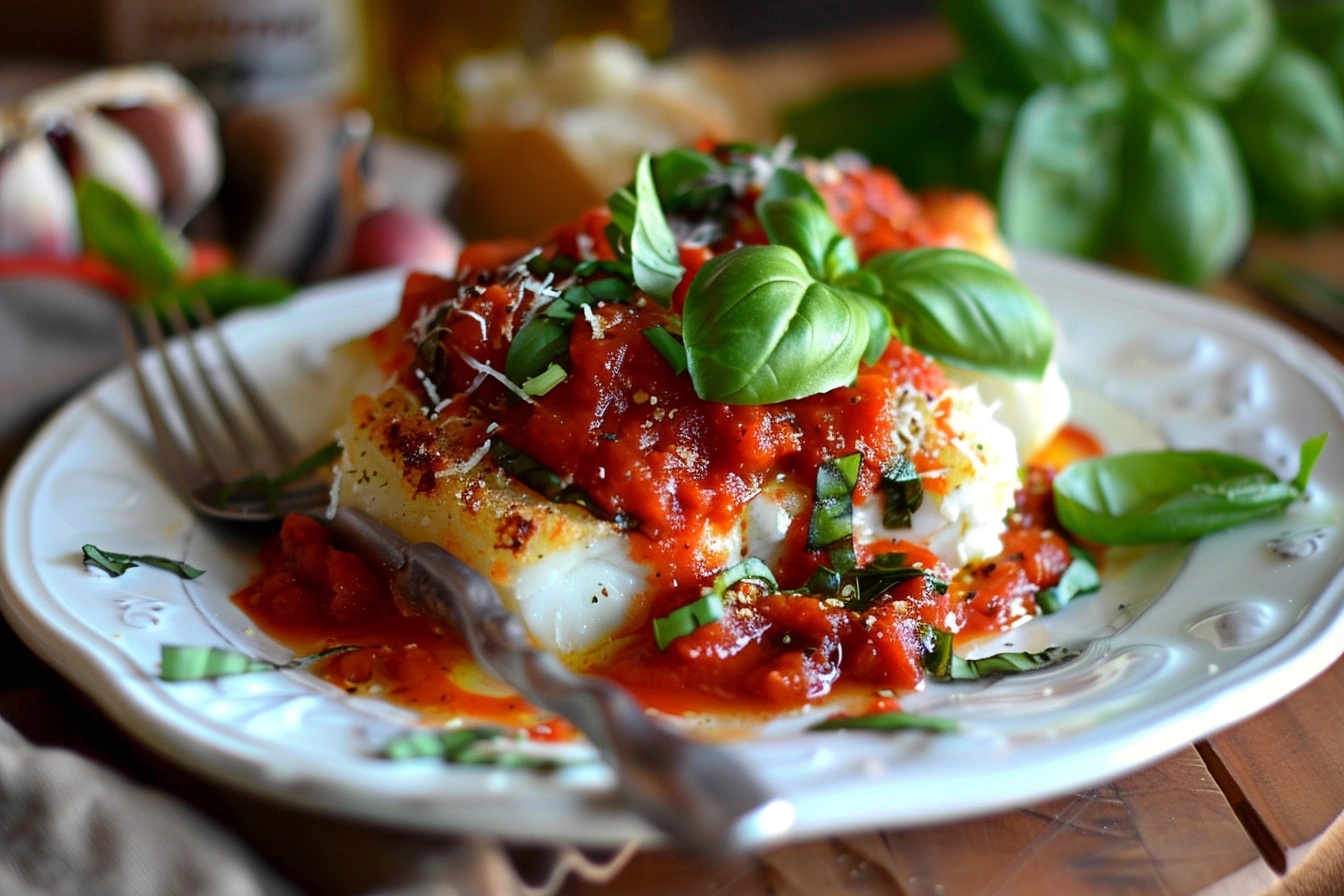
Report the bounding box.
[4,253,1344,850]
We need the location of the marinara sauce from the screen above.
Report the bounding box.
[231,151,1102,726]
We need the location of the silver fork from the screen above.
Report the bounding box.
[119,299,794,861]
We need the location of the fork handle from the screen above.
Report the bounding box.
[326,508,794,859]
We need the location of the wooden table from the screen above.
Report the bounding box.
[4,18,1344,896]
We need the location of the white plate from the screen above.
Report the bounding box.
[4,253,1344,850]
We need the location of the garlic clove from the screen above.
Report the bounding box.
[102,102,221,228]
[64,111,162,212]
[0,136,81,258]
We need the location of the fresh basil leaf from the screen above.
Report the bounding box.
[1052,435,1327,545]
[488,439,635,528]
[180,271,293,316]
[999,79,1127,256]
[75,178,184,292]
[756,196,853,282]
[1226,42,1344,229]
[758,165,826,208]
[651,147,722,205]
[682,245,871,405]
[809,711,958,733]
[628,153,684,307]
[754,195,828,267]
[855,292,893,366]
[1120,90,1250,285]
[936,0,1113,91]
[783,71,981,192]
[1120,0,1274,102]
[755,166,859,283]
[1279,1,1344,93]
[864,247,1054,379]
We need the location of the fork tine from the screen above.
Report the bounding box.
[118,311,205,502]
[139,303,242,484]
[189,296,300,468]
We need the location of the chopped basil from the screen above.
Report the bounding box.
[159,645,275,681]
[642,325,689,375]
[383,727,565,769]
[809,711,958,733]
[1036,547,1101,614]
[919,625,1072,681]
[158,643,356,681]
[215,440,341,511]
[488,440,637,529]
[879,456,924,529]
[521,362,567,396]
[82,545,204,580]
[710,557,778,597]
[847,553,947,612]
[653,593,724,650]
[505,316,570,385]
[807,452,862,575]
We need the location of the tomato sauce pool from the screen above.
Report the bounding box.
[231,425,1101,730]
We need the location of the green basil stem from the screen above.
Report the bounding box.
[642,325,689,375]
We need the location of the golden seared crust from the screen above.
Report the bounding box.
[337,388,619,591]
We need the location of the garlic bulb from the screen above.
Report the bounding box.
[0,64,222,256]
[0,137,81,258]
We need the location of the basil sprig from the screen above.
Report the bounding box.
[786,0,1344,284]
[1053,434,1328,545]
[76,178,293,313]
[682,164,1053,405]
